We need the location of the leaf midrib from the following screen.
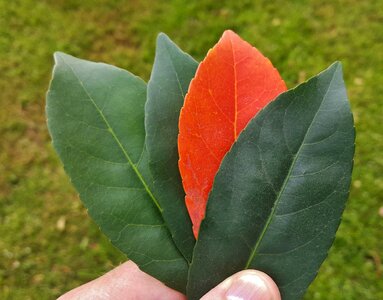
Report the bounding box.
[245,67,338,268]
[162,38,198,99]
[58,56,172,221]
[228,31,239,140]
[164,42,186,98]
[62,56,192,264]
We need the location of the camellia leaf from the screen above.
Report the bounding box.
[145,33,198,262]
[46,53,188,292]
[187,63,355,299]
[178,30,287,237]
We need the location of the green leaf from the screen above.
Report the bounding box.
[146,33,198,262]
[46,52,188,292]
[187,62,355,299]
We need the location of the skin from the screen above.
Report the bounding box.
[58,261,281,300]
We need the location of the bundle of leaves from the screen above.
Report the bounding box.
[46,30,355,299]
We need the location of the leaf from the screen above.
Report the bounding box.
[178,30,287,237]
[146,33,198,262]
[46,52,188,292]
[187,62,355,299]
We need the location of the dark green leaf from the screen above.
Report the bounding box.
[187,62,355,299]
[146,33,198,262]
[46,52,188,292]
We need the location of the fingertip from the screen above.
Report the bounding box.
[58,261,186,300]
[240,270,281,300]
[202,270,281,300]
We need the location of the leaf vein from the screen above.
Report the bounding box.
[244,67,339,268]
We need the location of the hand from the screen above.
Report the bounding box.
[58,261,281,300]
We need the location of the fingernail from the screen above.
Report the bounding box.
[225,273,272,300]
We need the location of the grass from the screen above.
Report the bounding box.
[1,0,382,299]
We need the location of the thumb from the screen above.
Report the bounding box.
[201,270,281,300]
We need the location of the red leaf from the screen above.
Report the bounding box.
[178,30,287,238]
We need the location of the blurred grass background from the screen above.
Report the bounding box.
[1,0,382,299]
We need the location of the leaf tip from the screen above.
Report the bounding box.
[53,51,75,67]
[329,61,343,75]
[53,51,66,61]
[156,32,171,45]
[221,30,248,46]
[333,60,342,67]
[222,29,237,37]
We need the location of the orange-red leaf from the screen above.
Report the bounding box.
[178,30,287,238]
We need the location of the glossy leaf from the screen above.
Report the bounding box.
[146,33,198,262]
[178,30,287,237]
[187,63,355,299]
[46,53,188,292]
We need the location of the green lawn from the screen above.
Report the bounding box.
[1,0,382,299]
